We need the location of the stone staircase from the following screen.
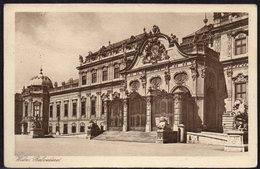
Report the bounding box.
[93,131,157,143]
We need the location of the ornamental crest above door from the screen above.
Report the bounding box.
[142,37,169,64]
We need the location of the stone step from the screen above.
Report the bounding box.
[93,131,157,143]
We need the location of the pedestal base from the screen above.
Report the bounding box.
[224,130,248,152]
[156,130,177,144]
[30,128,44,138]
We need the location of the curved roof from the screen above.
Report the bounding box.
[28,69,53,88]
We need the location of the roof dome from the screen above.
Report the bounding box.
[28,68,53,88]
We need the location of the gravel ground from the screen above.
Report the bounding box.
[15,135,248,156]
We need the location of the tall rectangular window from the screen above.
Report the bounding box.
[235,38,247,55]
[72,102,77,116]
[25,104,28,117]
[91,100,96,115]
[49,105,53,118]
[64,103,68,117]
[92,71,97,83]
[114,67,120,79]
[235,83,247,100]
[63,124,68,134]
[102,69,108,81]
[81,101,86,116]
[82,75,86,85]
[101,100,105,115]
[56,105,60,117]
[72,123,76,133]
[33,103,40,117]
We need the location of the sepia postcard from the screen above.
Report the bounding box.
[4,4,257,168]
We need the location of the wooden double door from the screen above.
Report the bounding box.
[108,98,123,131]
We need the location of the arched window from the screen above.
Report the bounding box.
[150,76,162,89]
[71,123,77,133]
[91,69,97,83]
[114,64,120,79]
[80,122,85,132]
[102,66,108,81]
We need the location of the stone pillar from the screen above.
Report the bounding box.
[40,102,43,120]
[103,99,108,130]
[96,92,101,119]
[173,91,184,131]
[145,96,152,132]
[86,93,91,119]
[173,89,185,143]
[122,98,128,132]
[29,98,32,117]
[21,123,24,134]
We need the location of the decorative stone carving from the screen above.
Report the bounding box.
[90,95,97,101]
[173,71,188,85]
[112,91,120,99]
[96,91,101,95]
[226,67,233,77]
[190,64,199,81]
[201,66,207,78]
[232,73,248,83]
[227,34,232,57]
[152,25,160,34]
[54,82,58,88]
[164,72,171,85]
[150,76,162,89]
[86,93,91,97]
[170,34,178,43]
[101,93,109,101]
[79,55,83,64]
[142,37,169,64]
[129,80,140,92]
[81,96,86,102]
[140,74,146,88]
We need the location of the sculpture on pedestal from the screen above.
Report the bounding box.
[224,99,248,152]
[232,99,248,131]
[156,116,176,143]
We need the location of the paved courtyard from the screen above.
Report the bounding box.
[15,135,248,156]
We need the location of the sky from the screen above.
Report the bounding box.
[15,12,213,93]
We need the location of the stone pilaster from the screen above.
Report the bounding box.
[86,93,91,119]
[21,124,24,134]
[29,98,32,117]
[145,96,152,132]
[173,92,184,131]
[122,98,128,132]
[103,99,108,130]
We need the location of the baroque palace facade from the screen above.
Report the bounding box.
[18,12,248,136]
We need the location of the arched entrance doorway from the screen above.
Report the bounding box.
[128,92,146,131]
[108,97,123,131]
[205,87,216,131]
[151,90,175,131]
[171,86,195,132]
